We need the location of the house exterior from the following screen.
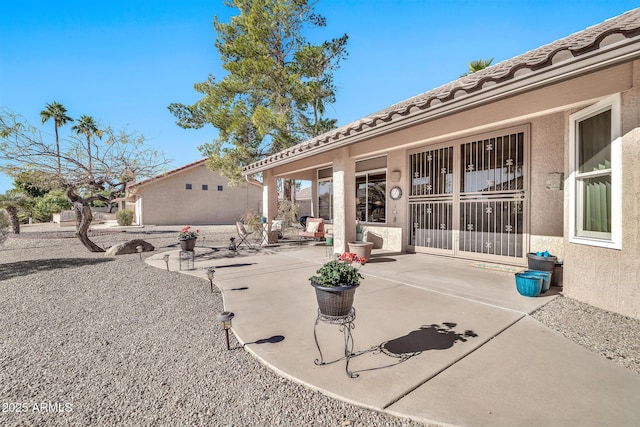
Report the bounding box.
[244,9,640,320]
[125,159,262,225]
[291,186,313,218]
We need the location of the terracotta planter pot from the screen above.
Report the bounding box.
[179,237,197,251]
[347,241,374,261]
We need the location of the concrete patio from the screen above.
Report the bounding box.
[146,244,640,426]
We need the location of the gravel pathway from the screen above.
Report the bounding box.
[1,224,638,426]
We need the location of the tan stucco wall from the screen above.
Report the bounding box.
[529,114,565,258]
[135,164,262,225]
[255,61,640,319]
[562,61,640,320]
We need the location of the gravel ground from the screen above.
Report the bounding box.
[1,224,426,427]
[1,224,638,426]
[531,294,640,374]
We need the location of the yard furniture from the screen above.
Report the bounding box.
[271,219,284,239]
[298,217,324,240]
[235,221,257,249]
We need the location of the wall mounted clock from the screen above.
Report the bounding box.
[390,186,402,200]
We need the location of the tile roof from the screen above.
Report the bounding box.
[244,8,640,174]
[128,159,207,189]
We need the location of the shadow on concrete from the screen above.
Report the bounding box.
[215,263,257,269]
[366,257,397,264]
[244,335,286,346]
[0,258,114,281]
[225,286,250,291]
[351,322,478,375]
[382,323,478,354]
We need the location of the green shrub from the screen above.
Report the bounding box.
[33,190,72,222]
[116,209,134,226]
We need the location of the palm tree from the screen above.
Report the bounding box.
[460,58,494,77]
[72,115,102,173]
[0,190,32,234]
[40,101,72,173]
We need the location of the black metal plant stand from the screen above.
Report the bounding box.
[313,307,358,378]
[179,250,195,271]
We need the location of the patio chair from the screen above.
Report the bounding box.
[298,217,324,241]
[235,221,256,249]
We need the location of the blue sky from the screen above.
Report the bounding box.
[1,0,637,193]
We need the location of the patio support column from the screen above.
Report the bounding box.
[332,147,356,253]
[310,178,318,217]
[262,169,278,221]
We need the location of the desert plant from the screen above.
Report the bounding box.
[0,190,32,234]
[116,209,134,226]
[241,209,262,232]
[0,209,9,245]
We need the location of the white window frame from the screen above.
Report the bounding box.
[568,93,621,249]
[356,167,387,224]
[317,177,333,221]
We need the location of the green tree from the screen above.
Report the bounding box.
[40,101,72,172]
[169,0,348,189]
[72,115,103,173]
[0,190,32,234]
[0,108,169,252]
[33,189,72,222]
[12,170,55,198]
[460,58,494,77]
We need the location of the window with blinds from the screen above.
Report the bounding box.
[569,94,621,249]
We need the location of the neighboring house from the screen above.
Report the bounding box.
[244,9,640,320]
[285,186,312,218]
[125,159,262,225]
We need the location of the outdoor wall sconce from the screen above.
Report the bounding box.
[163,254,170,271]
[207,267,215,293]
[136,245,143,260]
[390,170,401,182]
[216,311,235,350]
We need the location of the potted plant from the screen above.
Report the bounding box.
[347,240,374,261]
[309,252,366,316]
[178,226,199,251]
[355,221,364,241]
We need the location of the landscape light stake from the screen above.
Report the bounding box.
[163,254,170,271]
[136,245,143,261]
[216,311,235,350]
[207,267,216,293]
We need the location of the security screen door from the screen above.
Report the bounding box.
[409,126,528,263]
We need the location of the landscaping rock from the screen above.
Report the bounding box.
[106,239,154,255]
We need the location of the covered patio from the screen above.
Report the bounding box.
[146,245,640,426]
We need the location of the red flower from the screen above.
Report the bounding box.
[178,226,199,239]
[339,252,366,265]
